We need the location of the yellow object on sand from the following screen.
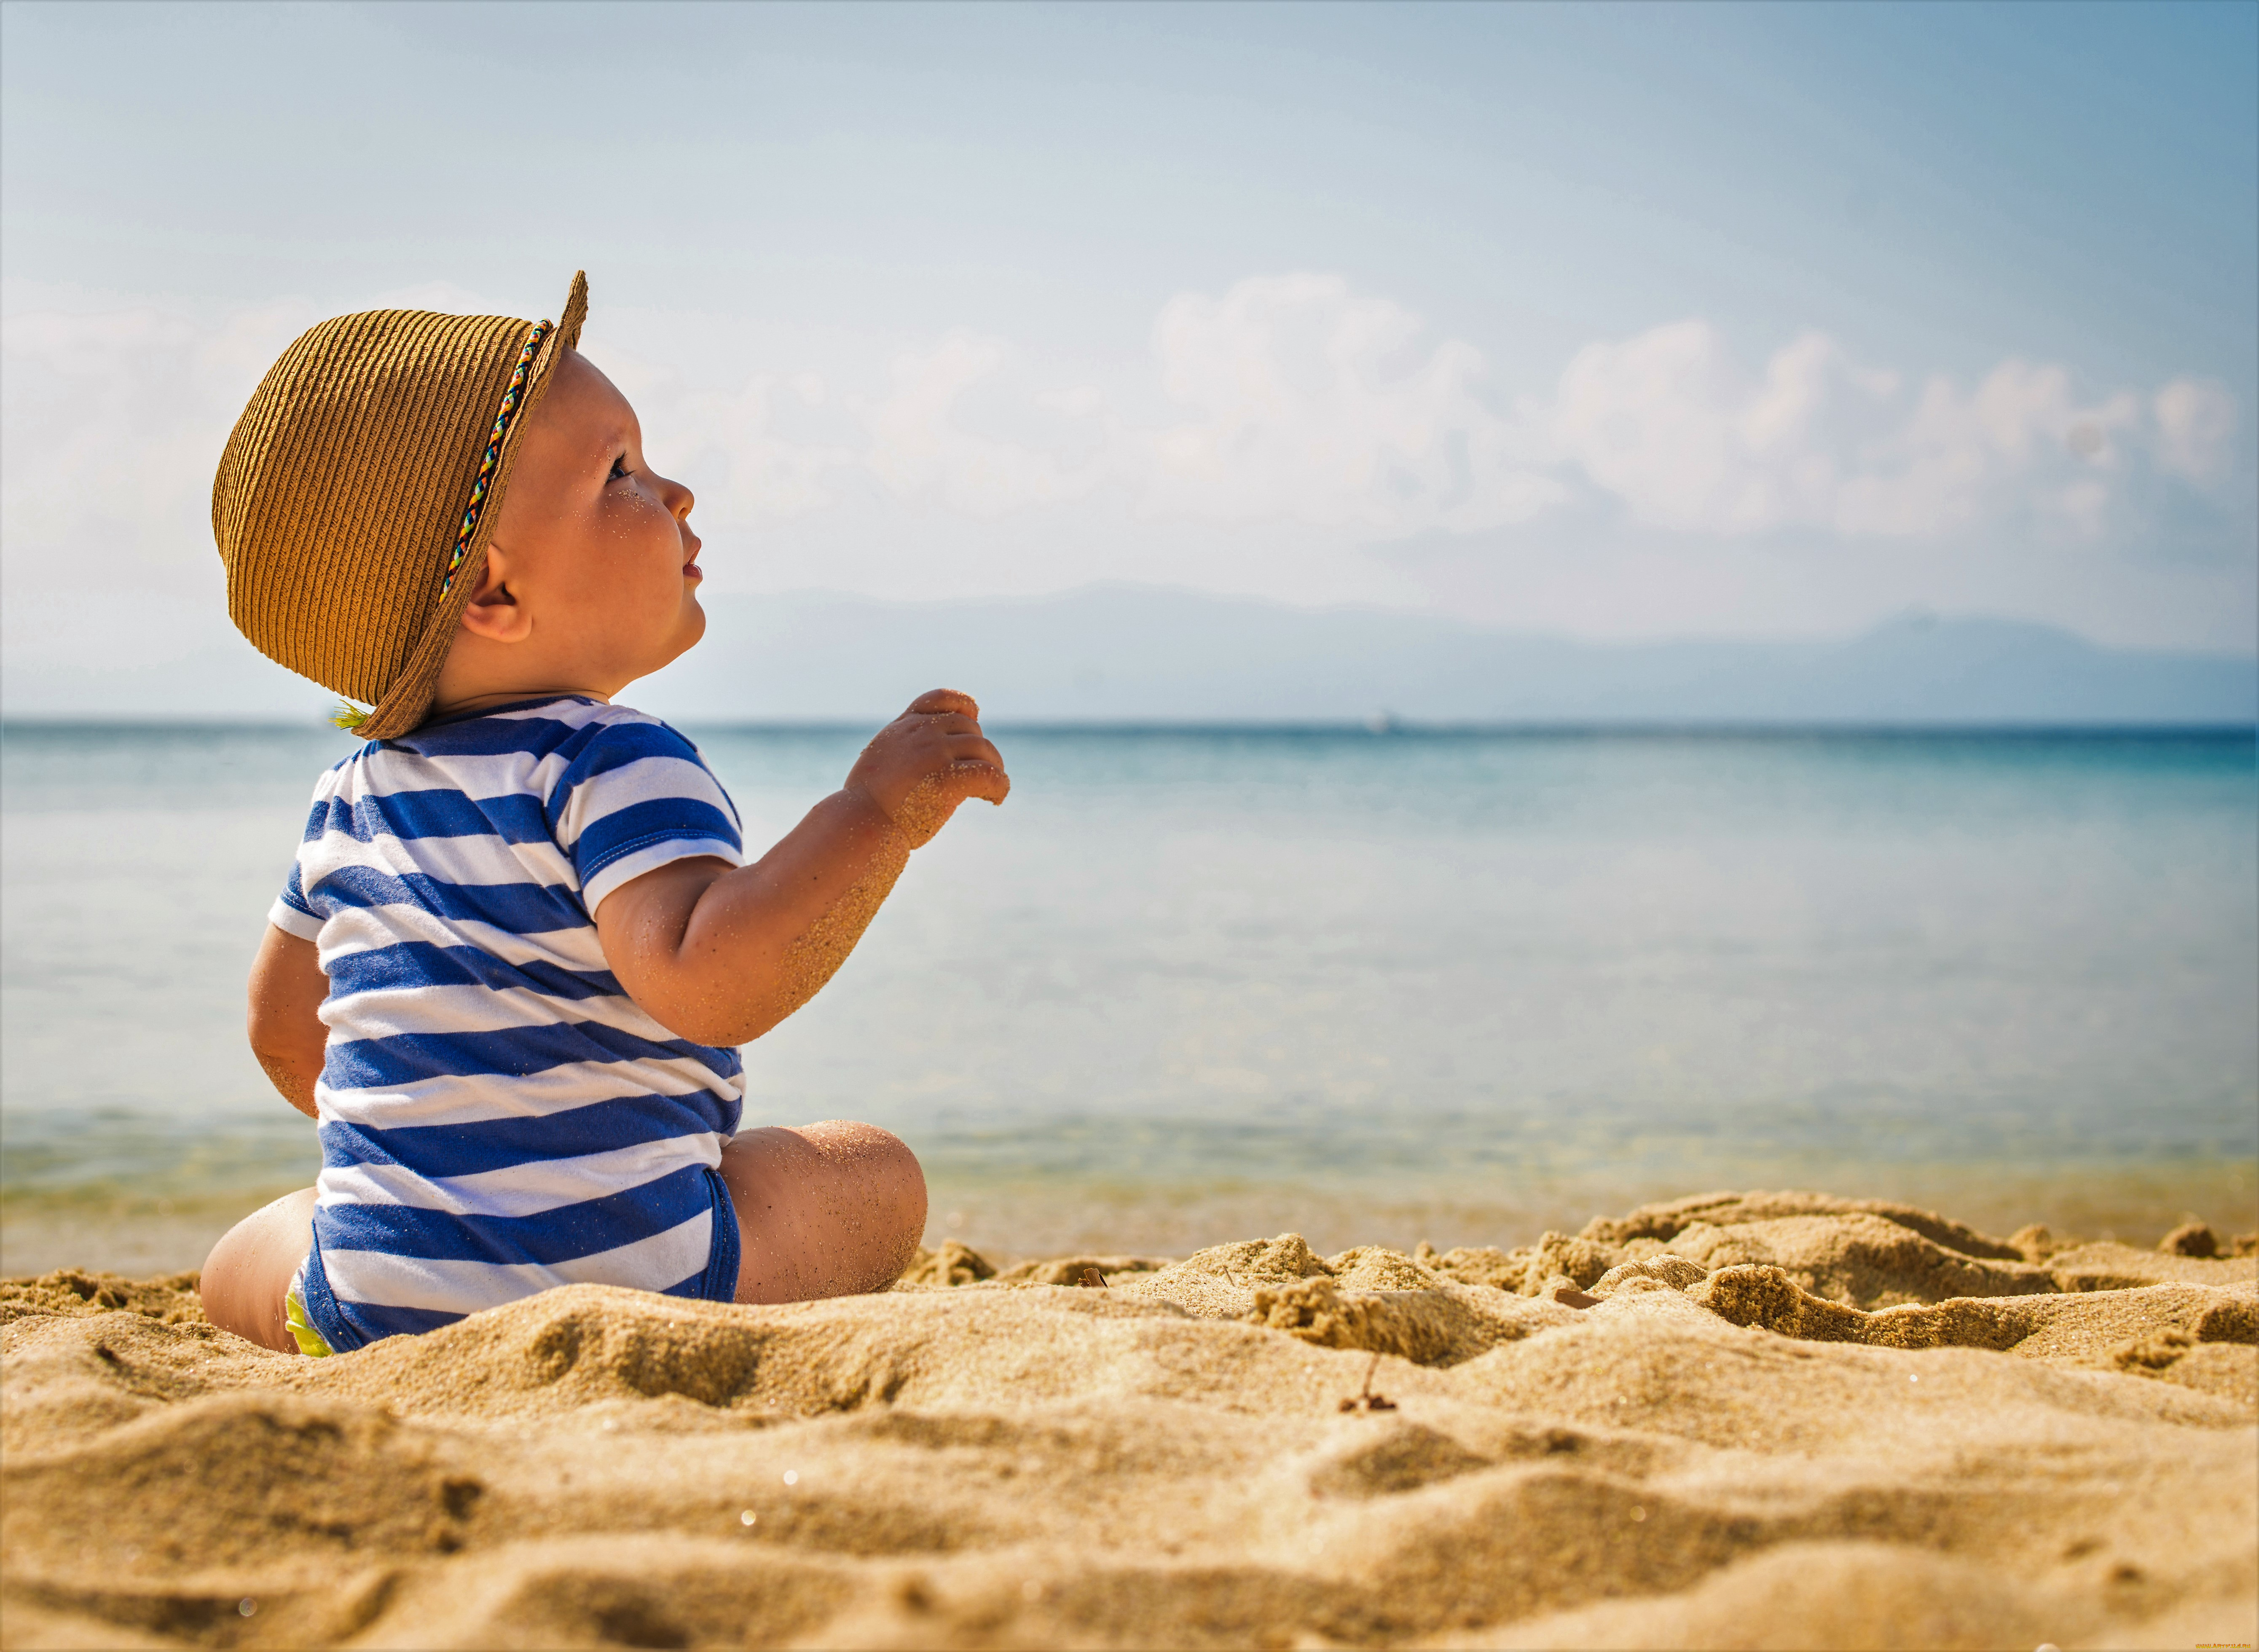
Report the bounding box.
[283,1285,331,1358]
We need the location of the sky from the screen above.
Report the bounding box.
[3,0,2256,705]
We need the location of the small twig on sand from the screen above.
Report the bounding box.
[1340,1352,1398,1413]
[1078,1267,1109,1289]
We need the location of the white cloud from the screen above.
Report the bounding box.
[1036,384,1103,418]
[1139,273,1563,533]
[1549,322,1865,534]
[665,374,855,525]
[690,276,1572,534]
[859,330,1097,516]
[0,299,314,575]
[3,278,2246,652]
[1546,321,2162,540]
[2152,377,2238,485]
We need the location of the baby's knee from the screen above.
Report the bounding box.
[804,1120,924,1195]
[837,1122,928,1228]
[799,1120,927,1281]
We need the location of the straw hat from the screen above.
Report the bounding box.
[212,271,589,739]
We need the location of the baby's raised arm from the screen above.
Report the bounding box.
[594,689,1008,1046]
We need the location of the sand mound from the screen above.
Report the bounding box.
[4,1193,2252,1649]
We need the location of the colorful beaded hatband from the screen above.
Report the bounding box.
[440,317,554,598]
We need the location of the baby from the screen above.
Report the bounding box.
[198,273,1007,1355]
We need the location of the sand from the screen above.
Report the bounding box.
[2,1191,2252,1650]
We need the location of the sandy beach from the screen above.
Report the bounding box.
[3,1189,2253,1649]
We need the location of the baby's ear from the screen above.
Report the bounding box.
[458,548,530,642]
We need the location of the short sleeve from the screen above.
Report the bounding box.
[551,715,744,914]
[268,866,325,941]
[267,775,333,941]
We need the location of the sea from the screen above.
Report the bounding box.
[3,721,2254,1274]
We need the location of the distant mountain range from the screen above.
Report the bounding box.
[638,587,2257,727]
[5,585,2254,726]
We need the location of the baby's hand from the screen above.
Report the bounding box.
[843,689,1010,849]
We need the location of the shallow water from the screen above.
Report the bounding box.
[3,722,2254,1269]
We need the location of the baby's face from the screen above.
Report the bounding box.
[483,348,705,691]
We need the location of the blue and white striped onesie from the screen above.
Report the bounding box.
[268,695,748,1352]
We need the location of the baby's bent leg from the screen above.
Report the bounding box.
[719,1123,927,1304]
[199,1188,317,1353]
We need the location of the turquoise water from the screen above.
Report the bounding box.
[3,723,2254,1263]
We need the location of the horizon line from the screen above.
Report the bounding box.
[5,716,2254,740]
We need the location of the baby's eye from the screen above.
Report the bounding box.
[607,454,632,483]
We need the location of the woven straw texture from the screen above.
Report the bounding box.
[212,273,588,739]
